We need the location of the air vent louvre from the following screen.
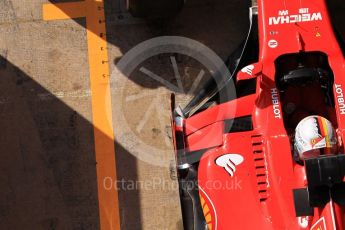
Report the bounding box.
[251,134,269,201]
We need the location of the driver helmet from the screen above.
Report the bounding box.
[294,115,337,160]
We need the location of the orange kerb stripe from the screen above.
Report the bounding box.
[43,1,120,230]
[43,2,86,20]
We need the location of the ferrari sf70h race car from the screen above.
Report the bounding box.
[171,0,345,229]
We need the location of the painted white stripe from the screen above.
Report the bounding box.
[330,199,337,230]
[311,217,327,230]
[227,161,236,173]
[224,164,234,176]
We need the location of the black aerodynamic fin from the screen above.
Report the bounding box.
[178,167,207,230]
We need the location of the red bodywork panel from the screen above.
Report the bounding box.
[174,0,345,229]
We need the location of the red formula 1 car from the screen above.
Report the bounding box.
[171,0,345,229]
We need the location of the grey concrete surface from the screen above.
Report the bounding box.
[107,0,249,229]
[0,0,344,230]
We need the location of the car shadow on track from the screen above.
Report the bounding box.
[0,56,141,230]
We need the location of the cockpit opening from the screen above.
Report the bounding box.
[275,51,337,135]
